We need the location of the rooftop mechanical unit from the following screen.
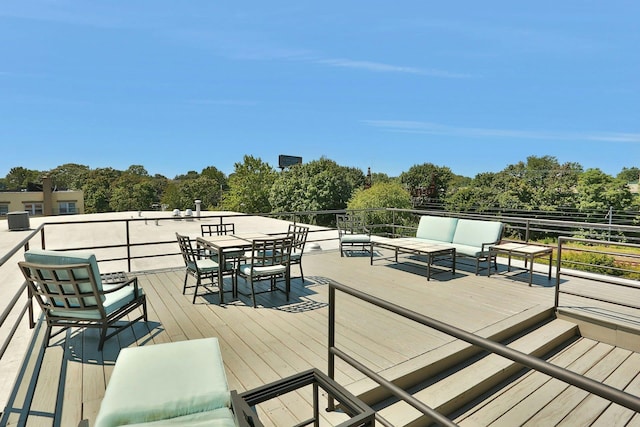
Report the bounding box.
[7,211,30,231]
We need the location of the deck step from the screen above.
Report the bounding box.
[374,318,578,427]
[347,305,556,406]
[454,339,640,426]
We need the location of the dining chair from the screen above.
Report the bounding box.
[287,224,309,283]
[18,249,147,351]
[336,213,372,257]
[201,222,245,265]
[237,237,293,308]
[176,233,235,304]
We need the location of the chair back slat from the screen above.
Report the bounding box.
[287,224,309,255]
[249,237,293,267]
[336,214,369,235]
[19,261,106,314]
[201,223,235,237]
[176,233,199,265]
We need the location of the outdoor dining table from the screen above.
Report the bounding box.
[197,233,270,303]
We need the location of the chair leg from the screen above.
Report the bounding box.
[98,325,108,351]
[285,271,290,301]
[299,263,305,283]
[182,270,189,294]
[192,276,200,304]
[250,279,257,308]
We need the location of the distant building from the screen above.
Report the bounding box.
[0,176,84,216]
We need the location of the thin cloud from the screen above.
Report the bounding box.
[186,99,258,106]
[317,58,471,78]
[363,120,640,143]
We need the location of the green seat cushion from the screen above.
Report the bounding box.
[122,407,236,426]
[48,282,144,319]
[95,338,230,427]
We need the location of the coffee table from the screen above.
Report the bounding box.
[371,237,456,281]
[489,242,553,286]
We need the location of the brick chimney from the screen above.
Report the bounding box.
[42,175,53,216]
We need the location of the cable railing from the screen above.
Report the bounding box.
[327,281,640,426]
[554,236,640,311]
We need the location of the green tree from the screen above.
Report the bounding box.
[269,157,357,224]
[201,166,228,191]
[5,166,41,190]
[576,168,632,213]
[222,155,276,213]
[48,163,90,190]
[347,181,412,233]
[82,168,120,213]
[617,167,640,183]
[161,182,182,211]
[178,176,222,210]
[125,164,150,177]
[400,163,453,203]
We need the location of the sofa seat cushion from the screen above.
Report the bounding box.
[451,243,488,258]
[94,338,230,427]
[123,407,236,426]
[415,216,458,242]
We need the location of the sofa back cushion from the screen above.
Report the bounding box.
[452,219,503,248]
[416,216,458,243]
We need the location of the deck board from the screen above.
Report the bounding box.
[3,247,640,426]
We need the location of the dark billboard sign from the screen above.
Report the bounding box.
[279,155,302,168]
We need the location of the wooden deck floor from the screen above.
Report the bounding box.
[2,248,638,426]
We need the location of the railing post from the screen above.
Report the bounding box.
[126,220,132,272]
[554,237,563,309]
[327,284,336,411]
[40,226,46,249]
[525,219,531,242]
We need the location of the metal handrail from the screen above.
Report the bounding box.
[554,236,640,310]
[328,281,640,426]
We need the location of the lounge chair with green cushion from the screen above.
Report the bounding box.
[18,249,147,351]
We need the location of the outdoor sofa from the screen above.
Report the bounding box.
[409,215,504,274]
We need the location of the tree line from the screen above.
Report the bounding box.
[1,155,638,225]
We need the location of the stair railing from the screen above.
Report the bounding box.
[328,280,640,427]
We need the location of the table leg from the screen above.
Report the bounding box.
[529,254,534,287]
[548,251,553,280]
[452,249,456,276]
[427,253,432,281]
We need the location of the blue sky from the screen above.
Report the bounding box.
[1,1,639,180]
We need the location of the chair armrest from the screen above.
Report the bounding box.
[230,390,265,427]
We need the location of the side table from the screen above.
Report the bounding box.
[489,243,553,286]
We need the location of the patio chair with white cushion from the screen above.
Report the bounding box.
[336,213,372,257]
